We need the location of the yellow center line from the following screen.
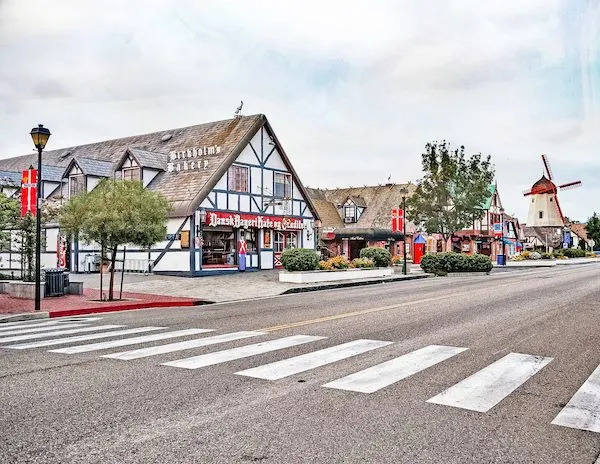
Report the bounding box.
[258,291,473,332]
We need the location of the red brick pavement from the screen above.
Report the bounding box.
[0,288,202,317]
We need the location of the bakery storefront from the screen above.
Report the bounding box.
[200,211,308,270]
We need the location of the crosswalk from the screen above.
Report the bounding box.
[1,317,600,435]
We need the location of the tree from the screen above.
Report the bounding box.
[586,213,600,251]
[59,179,171,300]
[407,141,495,250]
[0,194,19,251]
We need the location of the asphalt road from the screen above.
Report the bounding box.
[2,264,600,464]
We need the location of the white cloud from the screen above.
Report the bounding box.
[0,0,598,221]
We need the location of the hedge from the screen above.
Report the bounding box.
[359,247,391,267]
[562,248,586,258]
[280,248,320,272]
[420,252,493,275]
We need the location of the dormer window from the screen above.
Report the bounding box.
[121,156,140,181]
[69,174,85,198]
[344,205,356,223]
[123,167,140,181]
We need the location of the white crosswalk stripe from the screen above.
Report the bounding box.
[0,323,88,338]
[163,335,326,370]
[0,325,125,344]
[323,345,468,393]
[427,352,553,412]
[236,339,393,380]
[103,331,262,360]
[0,320,69,331]
[48,329,211,354]
[552,364,600,433]
[8,327,166,349]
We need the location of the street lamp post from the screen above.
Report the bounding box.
[30,124,51,311]
[400,187,409,275]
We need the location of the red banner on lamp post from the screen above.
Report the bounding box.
[20,168,38,217]
[391,209,404,232]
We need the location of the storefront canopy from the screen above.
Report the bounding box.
[329,227,405,241]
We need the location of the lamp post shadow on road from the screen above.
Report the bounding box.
[30,124,51,311]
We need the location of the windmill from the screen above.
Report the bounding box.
[523,154,582,226]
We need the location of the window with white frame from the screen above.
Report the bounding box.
[344,205,356,222]
[228,165,249,192]
[274,231,285,253]
[274,172,292,198]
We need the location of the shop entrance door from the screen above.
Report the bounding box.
[274,231,299,268]
[349,240,366,260]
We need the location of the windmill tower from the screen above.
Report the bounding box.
[524,155,582,227]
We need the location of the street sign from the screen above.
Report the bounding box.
[20,168,38,217]
[391,209,404,232]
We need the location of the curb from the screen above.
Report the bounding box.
[0,312,50,323]
[48,299,211,318]
[281,274,432,295]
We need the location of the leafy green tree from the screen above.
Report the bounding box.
[586,213,600,251]
[407,141,495,250]
[59,179,171,300]
[0,194,19,251]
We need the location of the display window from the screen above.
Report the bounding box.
[202,227,236,266]
[239,229,257,253]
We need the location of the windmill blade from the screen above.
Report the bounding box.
[523,188,534,196]
[553,193,565,225]
[541,154,554,180]
[558,180,583,190]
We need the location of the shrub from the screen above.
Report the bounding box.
[350,258,374,269]
[319,260,334,271]
[563,248,586,258]
[420,252,492,275]
[540,252,554,260]
[360,247,391,267]
[280,248,319,272]
[329,256,350,269]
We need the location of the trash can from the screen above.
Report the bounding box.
[496,254,506,266]
[45,269,66,297]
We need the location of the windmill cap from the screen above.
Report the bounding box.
[531,175,556,193]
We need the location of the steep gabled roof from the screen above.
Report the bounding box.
[61,157,114,179]
[0,114,319,219]
[124,148,167,171]
[307,183,416,231]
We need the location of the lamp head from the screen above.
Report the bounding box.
[30,124,51,150]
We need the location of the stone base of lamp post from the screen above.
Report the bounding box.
[7,281,45,300]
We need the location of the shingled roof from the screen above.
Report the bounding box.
[0,114,319,219]
[307,184,417,232]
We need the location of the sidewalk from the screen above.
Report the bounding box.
[0,266,430,319]
[71,266,428,303]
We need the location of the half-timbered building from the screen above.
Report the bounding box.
[0,114,319,275]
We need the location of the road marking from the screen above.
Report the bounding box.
[552,364,600,433]
[0,325,125,344]
[236,339,393,380]
[163,335,326,370]
[323,345,468,393]
[257,292,474,332]
[427,352,553,412]
[8,327,165,349]
[0,323,87,338]
[48,329,209,354]
[103,331,262,360]
[0,320,66,331]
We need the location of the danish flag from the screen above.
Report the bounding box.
[391,209,404,232]
[21,168,38,217]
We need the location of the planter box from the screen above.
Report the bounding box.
[67,281,84,295]
[7,281,45,300]
[279,267,393,284]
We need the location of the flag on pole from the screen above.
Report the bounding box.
[391,209,404,232]
[21,168,38,217]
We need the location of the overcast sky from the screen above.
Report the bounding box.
[0,0,598,221]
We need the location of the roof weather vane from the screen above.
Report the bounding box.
[234,100,243,118]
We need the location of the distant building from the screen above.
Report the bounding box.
[307,184,415,260]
